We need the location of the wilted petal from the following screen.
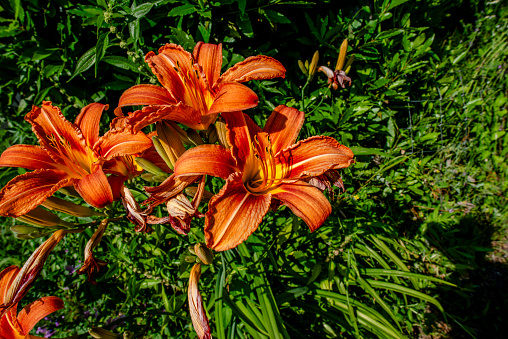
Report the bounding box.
[174,145,237,179]
[74,103,109,147]
[263,105,305,154]
[207,82,259,115]
[318,65,335,79]
[193,42,222,87]
[188,263,212,339]
[144,174,200,208]
[118,84,176,107]
[18,296,64,334]
[205,173,271,251]
[0,145,60,171]
[218,55,286,83]
[280,136,354,179]
[0,169,72,217]
[74,168,113,208]
[77,218,109,284]
[120,186,151,233]
[273,181,331,232]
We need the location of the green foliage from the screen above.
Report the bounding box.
[0,0,507,338]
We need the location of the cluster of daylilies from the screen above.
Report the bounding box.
[0,40,354,338]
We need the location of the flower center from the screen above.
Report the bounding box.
[243,135,291,195]
[174,60,214,114]
[46,133,97,178]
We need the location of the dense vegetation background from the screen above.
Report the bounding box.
[0,0,506,338]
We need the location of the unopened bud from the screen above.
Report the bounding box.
[42,196,103,217]
[185,255,197,263]
[336,39,348,71]
[156,121,186,168]
[135,157,167,176]
[152,135,174,170]
[187,129,204,146]
[17,207,75,228]
[10,225,50,239]
[214,116,229,149]
[207,124,218,144]
[308,50,319,81]
[298,60,308,76]
[344,55,355,75]
[194,243,214,265]
[89,327,121,339]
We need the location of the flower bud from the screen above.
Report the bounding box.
[187,129,204,146]
[308,50,320,81]
[135,157,167,177]
[10,225,51,239]
[298,60,308,76]
[207,124,218,144]
[89,327,121,339]
[17,206,75,228]
[194,243,214,265]
[214,116,229,149]
[42,196,104,217]
[188,264,212,339]
[156,120,187,169]
[335,39,348,71]
[152,135,174,170]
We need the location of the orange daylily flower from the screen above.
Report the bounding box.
[0,266,64,339]
[117,42,286,131]
[0,101,153,217]
[0,230,67,316]
[174,106,355,251]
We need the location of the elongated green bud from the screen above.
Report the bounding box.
[17,206,75,228]
[298,60,308,76]
[42,196,104,217]
[215,116,229,149]
[135,157,167,176]
[344,55,355,75]
[187,129,204,146]
[194,243,214,265]
[152,135,174,170]
[308,50,320,81]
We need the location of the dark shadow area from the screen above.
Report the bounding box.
[420,216,508,338]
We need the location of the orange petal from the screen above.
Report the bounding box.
[0,266,20,305]
[280,136,354,179]
[193,42,222,87]
[124,104,204,133]
[205,173,271,251]
[273,181,331,232]
[74,103,108,147]
[0,145,59,171]
[263,105,305,154]
[93,129,153,160]
[146,44,194,103]
[221,112,260,167]
[25,101,88,161]
[188,263,212,339]
[0,308,21,338]
[74,168,113,208]
[118,84,177,107]
[18,296,64,334]
[207,82,259,115]
[174,145,237,179]
[0,169,72,218]
[218,55,286,83]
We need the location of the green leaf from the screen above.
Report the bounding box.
[168,4,196,17]
[238,0,246,15]
[132,3,154,18]
[452,50,468,65]
[101,56,138,71]
[95,32,109,76]
[68,47,96,81]
[387,0,409,11]
[263,10,291,24]
[350,146,394,158]
[129,19,140,47]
